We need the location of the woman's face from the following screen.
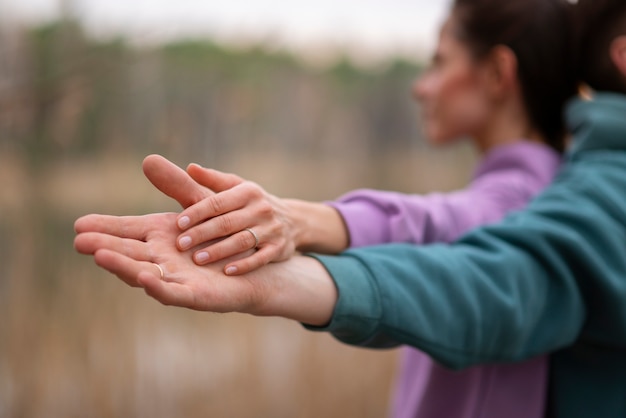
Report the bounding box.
[413,17,493,145]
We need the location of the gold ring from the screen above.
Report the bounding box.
[153,263,165,280]
[244,228,259,249]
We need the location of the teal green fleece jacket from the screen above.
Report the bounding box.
[310,94,626,417]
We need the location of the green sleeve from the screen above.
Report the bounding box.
[308,158,626,369]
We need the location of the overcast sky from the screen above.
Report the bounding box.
[1,0,449,62]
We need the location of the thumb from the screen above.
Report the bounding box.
[143,154,211,209]
[186,164,244,193]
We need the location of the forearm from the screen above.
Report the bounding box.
[285,199,349,254]
[310,239,586,368]
[309,164,626,366]
[327,188,503,248]
[251,255,338,326]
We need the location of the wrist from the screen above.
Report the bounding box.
[285,199,349,254]
[284,198,309,250]
[248,256,338,326]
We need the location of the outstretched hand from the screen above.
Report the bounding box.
[180,164,300,274]
[74,212,263,313]
[143,154,300,275]
[74,155,340,323]
[74,213,337,325]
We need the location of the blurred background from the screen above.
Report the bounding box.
[0,0,479,416]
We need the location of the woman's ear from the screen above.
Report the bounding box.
[610,35,626,78]
[483,45,519,99]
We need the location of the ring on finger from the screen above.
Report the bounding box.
[244,228,259,250]
[153,263,165,281]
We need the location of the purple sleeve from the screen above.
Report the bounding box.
[328,166,553,247]
[329,191,493,247]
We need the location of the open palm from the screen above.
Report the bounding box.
[74,213,262,313]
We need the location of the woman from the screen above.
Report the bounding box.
[162,2,576,416]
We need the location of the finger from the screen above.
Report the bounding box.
[143,154,211,209]
[187,164,244,193]
[223,247,275,276]
[75,232,150,259]
[177,209,253,250]
[191,228,260,264]
[74,214,146,237]
[93,249,157,288]
[74,213,173,240]
[75,214,128,235]
[176,183,260,232]
[138,272,196,309]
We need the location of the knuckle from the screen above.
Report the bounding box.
[257,201,274,218]
[242,181,263,198]
[207,195,225,215]
[189,225,212,245]
[215,215,234,236]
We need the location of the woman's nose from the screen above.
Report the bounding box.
[412,76,427,102]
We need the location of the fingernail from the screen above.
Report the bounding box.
[178,216,190,229]
[195,252,209,263]
[225,266,238,275]
[178,236,192,249]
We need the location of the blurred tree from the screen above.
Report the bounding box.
[1,19,425,168]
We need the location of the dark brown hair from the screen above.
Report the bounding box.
[451,0,578,152]
[574,0,626,94]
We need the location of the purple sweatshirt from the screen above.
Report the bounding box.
[328,141,561,418]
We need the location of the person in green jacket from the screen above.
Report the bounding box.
[74,0,626,416]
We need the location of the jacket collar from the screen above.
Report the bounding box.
[566,93,626,158]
